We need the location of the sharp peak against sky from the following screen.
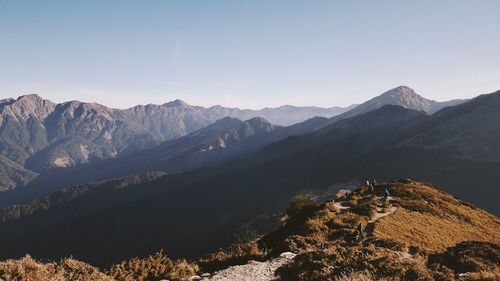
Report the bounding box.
[1,1,499,109]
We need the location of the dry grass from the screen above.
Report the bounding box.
[428,241,500,274]
[0,255,113,281]
[349,196,378,218]
[107,250,198,281]
[333,271,394,281]
[373,182,500,253]
[0,251,199,281]
[373,208,499,252]
[275,243,433,281]
[197,241,268,272]
[456,270,500,281]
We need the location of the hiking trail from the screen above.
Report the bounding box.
[193,252,296,281]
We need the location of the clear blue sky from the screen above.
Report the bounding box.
[1,0,499,109]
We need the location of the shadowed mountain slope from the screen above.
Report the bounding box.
[0,116,331,207]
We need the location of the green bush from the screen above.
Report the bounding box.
[286,194,316,217]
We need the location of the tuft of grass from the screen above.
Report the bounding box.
[107,250,198,281]
[349,197,378,218]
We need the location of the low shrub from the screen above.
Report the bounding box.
[286,194,316,217]
[0,255,112,281]
[108,250,198,281]
[198,241,267,272]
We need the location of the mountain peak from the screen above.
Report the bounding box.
[4,94,56,120]
[16,93,46,102]
[366,86,432,112]
[13,94,55,109]
[165,99,189,108]
[330,86,444,122]
[380,86,419,98]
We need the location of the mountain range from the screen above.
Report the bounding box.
[0,95,351,191]
[0,86,466,193]
[0,88,496,268]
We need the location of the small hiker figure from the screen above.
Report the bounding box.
[357,222,365,237]
[365,180,374,194]
[383,188,391,207]
[372,179,377,186]
[384,188,390,198]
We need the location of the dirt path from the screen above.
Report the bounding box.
[363,196,398,236]
[198,252,296,281]
[333,200,350,211]
[369,205,398,223]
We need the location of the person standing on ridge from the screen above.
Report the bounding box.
[384,188,390,198]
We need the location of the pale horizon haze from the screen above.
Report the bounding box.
[1,0,499,109]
